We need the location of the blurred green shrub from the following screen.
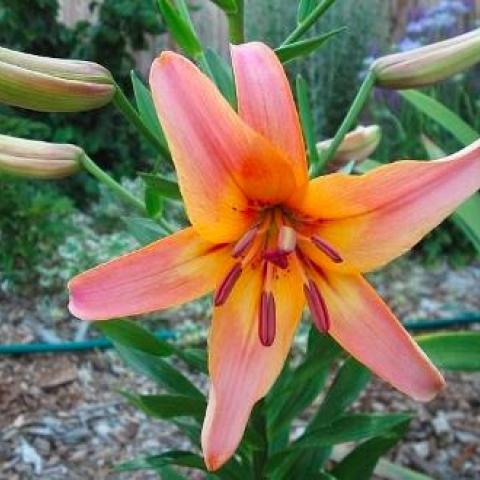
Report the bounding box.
[0,0,164,291]
[0,178,75,292]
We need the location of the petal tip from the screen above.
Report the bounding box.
[412,369,446,402]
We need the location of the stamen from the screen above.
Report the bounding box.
[232,224,259,258]
[311,235,343,263]
[264,251,289,269]
[278,225,296,254]
[304,279,330,333]
[214,262,242,306]
[259,291,276,346]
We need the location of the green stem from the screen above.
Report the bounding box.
[80,154,145,213]
[312,70,376,177]
[113,86,170,161]
[282,0,336,45]
[227,0,244,44]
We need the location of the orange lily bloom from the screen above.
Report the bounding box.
[68,42,480,471]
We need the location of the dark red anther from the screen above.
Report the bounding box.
[304,279,330,334]
[311,235,343,263]
[264,250,289,269]
[232,225,259,258]
[214,262,243,306]
[259,291,276,346]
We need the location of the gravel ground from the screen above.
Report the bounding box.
[0,256,479,479]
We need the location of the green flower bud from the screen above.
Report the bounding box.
[0,47,115,112]
[317,125,381,172]
[372,28,480,89]
[0,134,83,179]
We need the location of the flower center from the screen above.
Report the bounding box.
[213,208,342,346]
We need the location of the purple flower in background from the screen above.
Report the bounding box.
[397,38,423,52]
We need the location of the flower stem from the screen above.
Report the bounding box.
[227,0,245,44]
[80,154,145,213]
[113,85,171,162]
[282,0,336,46]
[312,70,376,177]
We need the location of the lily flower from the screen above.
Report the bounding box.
[68,42,480,471]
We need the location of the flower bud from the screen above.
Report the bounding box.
[0,134,83,179]
[372,28,480,89]
[317,125,381,172]
[0,47,115,112]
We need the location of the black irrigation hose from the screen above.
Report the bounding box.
[0,312,479,355]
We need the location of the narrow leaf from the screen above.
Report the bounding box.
[416,331,480,371]
[123,392,206,420]
[297,0,318,23]
[140,172,182,201]
[116,451,206,472]
[115,345,204,398]
[400,90,479,145]
[276,28,345,63]
[375,459,434,480]
[290,413,412,450]
[145,185,163,217]
[97,319,174,357]
[209,0,238,14]
[331,422,410,480]
[204,48,237,106]
[130,70,167,148]
[309,357,371,428]
[156,0,202,57]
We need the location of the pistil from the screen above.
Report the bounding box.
[259,291,276,346]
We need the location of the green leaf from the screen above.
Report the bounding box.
[290,413,412,450]
[276,28,345,63]
[116,450,206,472]
[123,392,206,420]
[130,70,167,148]
[157,466,188,480]
[97,319,174,357]
[296,75,321,172]
[309,357,371,428]
[145,185,163,217]
[209,0,238,14]
[375,459,433,480]
[400,90,479,145]
[204,48,237,106]
[283,0,339,45]
[156,0,202,58]
[331,422,410,480]
[268,335,342,434]
[122,216,167,245]
[297,0,318,22]
[115,345,204,398]
[140,172,182,201]
[416,331,480,371]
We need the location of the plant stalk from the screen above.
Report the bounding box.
[113,85,170,161]
[227,0,245,44]
[80,154,145,213]
[282,0,337,46]
[312,70,376,176]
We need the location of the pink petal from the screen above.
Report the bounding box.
[231,42,307,188]
[202,263,304,470]
[68,227,230,320]
[316,271,445,401]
